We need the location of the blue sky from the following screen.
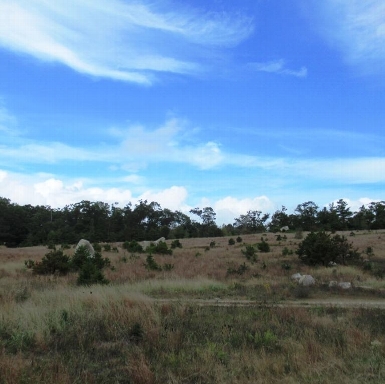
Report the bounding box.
[0,0,384,224]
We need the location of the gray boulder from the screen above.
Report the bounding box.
[338,282,352,290]
[291,273,302,282]
[299,275,315,286]
[75,239,95,257]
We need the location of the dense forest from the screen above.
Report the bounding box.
[0,197,385,247]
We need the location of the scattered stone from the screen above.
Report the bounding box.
[371,340,382,348]
[291,273,302,282]
[328,261,338,267]
[329,281,352,289]
[75,239,95,257]
[298,275,315,286]
[280,226,289,232]
[338,282,352,290]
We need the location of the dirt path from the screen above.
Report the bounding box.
[151,297,385,309]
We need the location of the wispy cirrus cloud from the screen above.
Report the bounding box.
[249,59,307,78]
[0,0,254,84]
[309,0,385,73]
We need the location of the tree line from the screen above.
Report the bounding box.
[0,197,384,247]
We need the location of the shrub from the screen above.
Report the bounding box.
[33,249,70,275]
[297,232,360,266]
[228,238,235,245]
[257,240,270,253]
[170,239,183,249]
[210,241,216,248]
[70,245,92,271]
[24,259,35,269]
[227,262,249,276]
[146,241,172,255]
[103,244,111,252]
[93,243,102,252]
[144,255,162,271]
[123,241,143,253]
[163,263,175,271]
[282,247,293,256]
[281,262,291,271]
[77,260,109,286]
[236,236,243,243]
[241,245,257,263]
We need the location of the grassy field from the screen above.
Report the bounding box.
[1,230,385,383]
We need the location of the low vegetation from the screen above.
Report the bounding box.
[1,230,385,383]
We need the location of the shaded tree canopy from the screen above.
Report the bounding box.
[0,196,385,247]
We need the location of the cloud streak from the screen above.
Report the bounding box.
[0,0,253,84]
[309,0,385,73]
[250,59,307,78]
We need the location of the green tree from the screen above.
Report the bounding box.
[297,232,359,266]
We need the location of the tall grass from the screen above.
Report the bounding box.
[1,231,385,382]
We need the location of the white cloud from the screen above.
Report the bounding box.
[297,157,385,184]
[214,195,275,225]
[250,59,307,78]
[0,0,253,84]
[0,169,191,212]
[138,186,189,212]
[327,197,380,214]
[309,0,385,73]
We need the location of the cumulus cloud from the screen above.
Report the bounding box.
[0,169,190,211]
[0,0,254,84]
[250,59,307,78]
[214,195,275,225]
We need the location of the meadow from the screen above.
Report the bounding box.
[1,230,385,383]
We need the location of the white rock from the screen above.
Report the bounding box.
[291,273,302,282]
[338,282,352,290]
[75,239,95,257]
[299,275,315,286]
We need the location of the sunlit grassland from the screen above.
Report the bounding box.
[1,230,385,383]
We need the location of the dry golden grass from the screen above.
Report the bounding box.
[1,231,385,382]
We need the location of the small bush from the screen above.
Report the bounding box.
[146,241,172,255]
[163,263,174,271]
[93,243,102,252]
[228,238,235,245]
[24,259,35,269]
[144,255,162,271]
[297,232,360,266]
[77,260,109,286]
[170,239,183,249]
[241,245,257,263]
[33,249,70,275]
[210,241,216,248]
[257,240,270,253]
[282,247,293,256]
[129,322,144,344]
[227,262,249,276]
[281,262,291,270]
[236,236,243,243]
[123,240,143,253]
[103,244,111,252]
